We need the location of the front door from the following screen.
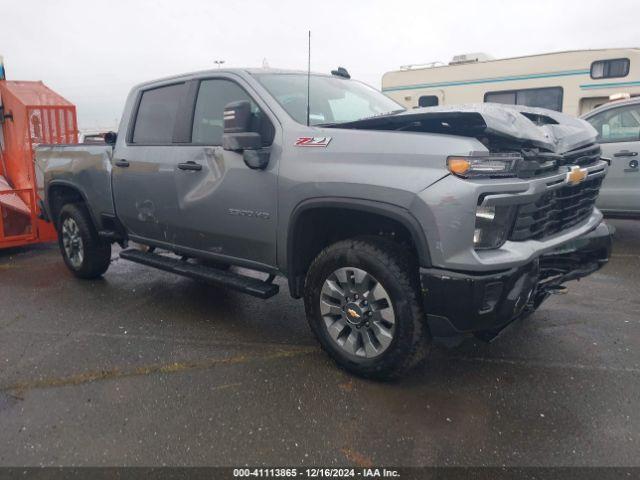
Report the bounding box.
[586,102,640,214]
[170,77,279,268]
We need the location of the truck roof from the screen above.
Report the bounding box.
[132,67,336,90]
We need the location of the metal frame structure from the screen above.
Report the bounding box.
[0,79,78,249]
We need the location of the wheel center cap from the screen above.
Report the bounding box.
[344,303,364,325]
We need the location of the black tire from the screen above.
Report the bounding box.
[304,236,430,380]
[57,203,111,279]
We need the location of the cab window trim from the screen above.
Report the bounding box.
[126,75,279,148]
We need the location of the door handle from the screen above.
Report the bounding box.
[613,150,638,157]
[115,159,130,168]
[178,161,202,171]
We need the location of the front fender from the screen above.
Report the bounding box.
[284,197,433,297]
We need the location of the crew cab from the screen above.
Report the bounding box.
[37,68,612,379]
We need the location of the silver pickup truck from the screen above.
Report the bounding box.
[36,68,612,379]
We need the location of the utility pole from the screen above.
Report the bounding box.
[213,60,225,69]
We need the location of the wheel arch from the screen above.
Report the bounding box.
[286,198,431,298]
[47,181,99,230]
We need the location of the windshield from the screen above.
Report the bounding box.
[253,73,404,126]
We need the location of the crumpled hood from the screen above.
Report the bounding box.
[331,103,598,154]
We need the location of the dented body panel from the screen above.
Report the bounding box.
[36,144,114,229]
[332,103,598,153]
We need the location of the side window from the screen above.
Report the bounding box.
[192,79,274,145]
[587,104,640,143]
[418,95,439,107]
[591,59,630,79]
[132,83,186,144]
[485,87,563,112]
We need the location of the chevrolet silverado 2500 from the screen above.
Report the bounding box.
[36,68,612,379]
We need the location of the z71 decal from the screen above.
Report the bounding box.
[294,136,332,147]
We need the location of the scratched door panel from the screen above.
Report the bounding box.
[112,145,181,243]
[172,145,278,266]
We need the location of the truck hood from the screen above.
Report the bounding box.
[328,103,598,154]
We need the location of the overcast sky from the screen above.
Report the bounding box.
[1,0,638,130]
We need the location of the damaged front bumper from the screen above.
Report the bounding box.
[420,221,612,340]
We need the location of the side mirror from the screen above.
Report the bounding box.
[243,149,270,170]
[104,131,117,145]
[222,131,261,152]
[222,100,261,151]
[223,100,252,133]
[221,100,270,170]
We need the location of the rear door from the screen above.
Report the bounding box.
[112,82,189,244]
[586,103,640,214]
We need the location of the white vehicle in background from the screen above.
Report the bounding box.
[583,97,640,216]
[382,48,640,116]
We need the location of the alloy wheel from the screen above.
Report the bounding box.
[62,217,84,269]
[319,267,396,358]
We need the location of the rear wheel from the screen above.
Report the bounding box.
[304,237,429,380]
[58,204,111,279]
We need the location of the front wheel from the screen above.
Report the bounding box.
[58,203,111,279]
[304,237,430,380]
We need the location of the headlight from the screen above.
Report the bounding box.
[447,153,521,178]
[474,204,516,250]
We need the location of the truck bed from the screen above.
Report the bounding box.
[36,144,115,227]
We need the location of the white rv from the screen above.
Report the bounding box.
[382,48,640,116]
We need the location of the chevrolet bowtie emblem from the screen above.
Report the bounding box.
[347,308,360,319]
[566,166,588,186]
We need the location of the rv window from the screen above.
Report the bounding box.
[418,95,439,107]
[484,87,563,112]
[484,91,516,105]
[591,59,630,79]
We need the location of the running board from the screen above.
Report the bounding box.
[119,249,279,299]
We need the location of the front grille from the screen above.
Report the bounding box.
[516,143,601,178]
[559,143,601,167]
[510,174,603,241]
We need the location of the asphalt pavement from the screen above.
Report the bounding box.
[0,219,638,467]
